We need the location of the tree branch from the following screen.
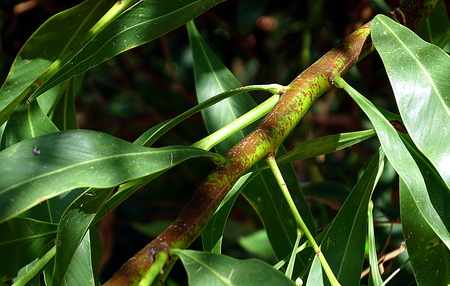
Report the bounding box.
[104,0,441,285]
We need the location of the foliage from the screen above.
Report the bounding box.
[0,0,449,285]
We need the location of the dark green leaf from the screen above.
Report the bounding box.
[416,1,450,51]
[0,101,58,149]
[400,179,450,286]
[172,249,296,286]
[51,188,111,286]
[50,76,83,130]
[315,149,385,286]
[0,218,57,279]
[58,229,97,286]
[0,130,223,222]
[277,129,375,165]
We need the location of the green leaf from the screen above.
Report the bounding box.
[0,0,113,125]
[50,76,83,130]
[0,101,58,149]
[366,200,383,286]
[400,179,450,286]
[188,20,315,273]
[172,249,296,286]
[0,129,223,222]
[202,172,257,253]
[32,0,227,102]
[238,229,277,263]
[332,76,450,251]
[13,259,40,286]
[277,129,375,165]
[51,187,111,286]
[0,218,57,280]
[416,1,450,51]
[188,20,261,153]
[59,229,97,286]
[0,0,226,125]
[398,127,450,284]
[315,149,385,286]
[372,14,450,190]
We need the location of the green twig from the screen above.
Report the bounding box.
[12,247,56,286]
[137,251,169,286]
[285,228,303,279]
[265,155,341,286]
[192,93,281,151]
[135,84,285,147]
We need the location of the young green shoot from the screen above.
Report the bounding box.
[135,84,285,147]
[192,93,280,151]
[265,155,341,286]
[137,251,169,286]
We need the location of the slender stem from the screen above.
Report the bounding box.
[192,94,280,151]
[285,228,303,279]
[265,156,341,286]
[137,251,169,286]
[12,247,56,286]
[136,84,285,147]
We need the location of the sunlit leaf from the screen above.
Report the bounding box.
[333,76,450,251]
[32,0,227,101]
[398,127,450,285]
[0,130,223,222]
[0,0,113,125]
[0,0,226,125]
[372,14,450,190]
[172,249,296,285]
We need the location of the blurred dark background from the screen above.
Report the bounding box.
[1,0,449,284]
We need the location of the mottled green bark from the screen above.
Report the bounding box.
[104,0,441,285]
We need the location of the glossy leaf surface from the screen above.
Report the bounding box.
[0,0,113,124]
[172,249,296,285]
[334,76,450,250]
[0,130,222,222]
[0,0,226,124]
[35,0,227,99]
[372,14,450,189]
